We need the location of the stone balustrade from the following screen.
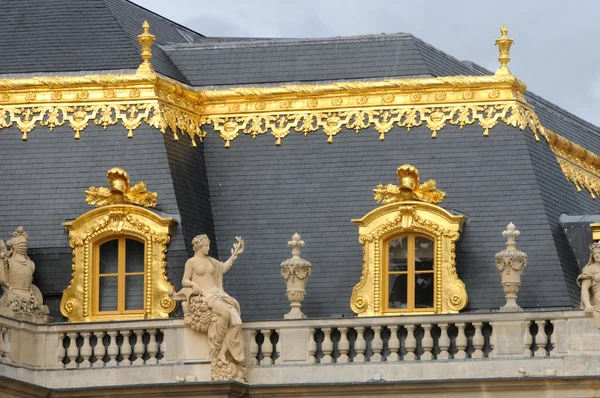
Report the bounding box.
[0,309,598,388]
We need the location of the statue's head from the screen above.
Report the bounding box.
[589,242,600,264]
[7,226,28,255]
[192,234,210,255]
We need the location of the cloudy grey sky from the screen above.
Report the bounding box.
[133,0,600,126]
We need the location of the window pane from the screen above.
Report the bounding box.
[126,239,144,273]
[388,274,407,309]
[415,273,434,308]
[415,236,434,271]
[388,237,408,272]
[99,276,118,311]
[125,275,144,310]
[99,239,118,274]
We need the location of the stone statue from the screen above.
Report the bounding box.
[578,242,600,327]
[0,227,49,321]
[170,234,246,381]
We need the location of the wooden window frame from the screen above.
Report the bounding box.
[383,233,435,313]
[93,235,146,317]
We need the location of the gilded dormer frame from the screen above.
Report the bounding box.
[350,165,467,316]
[60,169,177,322]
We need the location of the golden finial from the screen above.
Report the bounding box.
[494,25,514,76]
[373,164,446,205]
[137,20,155,75]
[85,167,158,208]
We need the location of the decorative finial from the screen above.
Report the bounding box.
[137,20,155,75]
[495,222,527,312]
[281,232,312,319]
[495,25,514,76]
[502,221,520,248]
[373,164,446,205]
[85,167,158,208]
[288,232,305,257]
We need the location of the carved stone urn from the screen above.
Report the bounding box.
[495,222,528,312]
[281,233,312,319]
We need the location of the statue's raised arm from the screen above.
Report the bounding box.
[223,236,244,273]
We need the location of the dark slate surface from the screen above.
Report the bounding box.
[163,133,218,258]
[0,124,201,320]
[201,123,573,320]
[0,0,203,82]
[164,34,433,87]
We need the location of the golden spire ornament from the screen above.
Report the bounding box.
[137,20,155,75]
[494,25,514,76]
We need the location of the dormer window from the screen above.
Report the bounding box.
[351,165,467,316]
[61,168,177,322]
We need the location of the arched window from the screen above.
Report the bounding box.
[95,236,145,315]
[350,164,467,316]
[385,234,435,312]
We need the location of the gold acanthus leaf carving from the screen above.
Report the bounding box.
[0,103,205,144]
[205,102,543,147]
[86,167,158,208]
[374,164,446,205]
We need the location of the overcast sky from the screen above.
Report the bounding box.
[133,0,600,126]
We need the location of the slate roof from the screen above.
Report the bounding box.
[164,32,600,317]
[0,0,203,82]
[0,0,599,320]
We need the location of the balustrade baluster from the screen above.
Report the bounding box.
[321,328,334,363]
[371,326,383,362]
[472,322,484,358]
[455,323,468,359]
[308,328,317,364]
[56,333,66,368]
[421,324,434,360]
[547,320,556,357]
[275,330,282,364]
[94,331,106,366]
[66,332,79,368]
[261,329,273,365]
[147,330,159,364]
[133,330,145,365]
[404,325,417,361]
[438,323,450,360]
[534,320,547,357]
[2,328,10,364]
[337,327,350,363]
[106,331,119,366]
[354,327,367,363]
[120,330,132,365]
[0,327,5,363]
[159,331,166,361]
[80,332,93,367]
[387,325,400,361]
[524,321,533,357]
[249,330,259,365]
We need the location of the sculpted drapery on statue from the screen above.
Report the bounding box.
[578,242,600,327]
[170,234,246,382]
[0,227,49,320]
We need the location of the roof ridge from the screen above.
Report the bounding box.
[163,32,415,51]
[101,0,140,62]
[106,0,204,39]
